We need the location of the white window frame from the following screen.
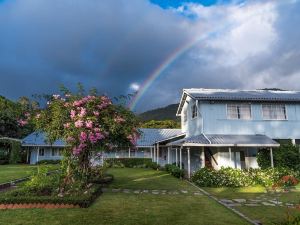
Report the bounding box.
[226,103,252,120]
[191,103,198,119]
[262,104,287,120]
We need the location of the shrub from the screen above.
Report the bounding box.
[191,167,300,187]
[147,161,160,170]
[37,160,61,165]
[164,164,184,178]
[257,141,300,170]
[104,158,152,168]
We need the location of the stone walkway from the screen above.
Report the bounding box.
[102,188,203,196]
[219,195,296,208]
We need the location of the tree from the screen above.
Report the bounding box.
[34,89,140,184]
[141,120,180,129]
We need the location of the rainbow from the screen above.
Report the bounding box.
[128,0,296,111]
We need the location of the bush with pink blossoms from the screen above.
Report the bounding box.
[34,88,140,184]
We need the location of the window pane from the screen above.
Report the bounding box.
[262,104,286,120]
[227,104,251,120]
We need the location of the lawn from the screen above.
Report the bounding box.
[0,164,59,184]
[0,168,249,225]
[203,186,300,225]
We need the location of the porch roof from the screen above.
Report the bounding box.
[22,131,66,147]
[167,134,279,147]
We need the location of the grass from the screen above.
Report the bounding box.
[0,168,249,225]
[0,164,60,183]
[202,185,300,225]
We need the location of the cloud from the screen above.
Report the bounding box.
[0,0,299,113]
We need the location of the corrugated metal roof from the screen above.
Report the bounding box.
[137,128,183,147]
[167,134,279,147]
[22,131,66,147]
[23,129,184,148]
[185,88,300,102]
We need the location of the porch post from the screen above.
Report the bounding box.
[229,147,232,168]
[128,148,131,158]
[157,143,159,164]
[26,148,29,164]
[36,147,39,163]
[179,146,182,169]
[167,147,170,164]
[270,147,274,168]
[175,148,178,166]
[201,146,205,168]
[150,147,153,159]
[187,147,191,179]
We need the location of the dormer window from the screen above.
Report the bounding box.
[192,103,197,119]
[227,104,251,120]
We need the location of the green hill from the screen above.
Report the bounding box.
[139,104,179,121]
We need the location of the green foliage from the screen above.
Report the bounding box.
[164,164,184,178]
[277,215,300,225]
[9,141,21,164]
[191,167,300,187]
[139,103,179,121]
[141,120,180,129]
[257,141,300,170]
[104,158,152,168]
[36,160,61,165]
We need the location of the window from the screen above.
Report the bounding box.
[191,103,197,119]
[52,149,61,156]
[262,104,287,120]
[39,148,45,156]
[227,104,251,120]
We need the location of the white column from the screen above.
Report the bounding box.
[150,147,153,159]
[156,143,159,164]
[187,147,191,179]
[229,147,232,168]
[175,148,178,166]
[128,148,131,158]
[153,145,156,162]
[270,148,274,168]
[26,149,29,164]
[36,147,39,164]
[179,147,182,169]
[201,146,205,168]
[167,147,170,164]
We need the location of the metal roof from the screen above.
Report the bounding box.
[23,129,184,148]
[177,88,300,115]
[167,134,279,147]
[22,131,66,147]
[137,128,183,147]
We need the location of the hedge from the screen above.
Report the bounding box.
[104,158,153,168]
[165,164,184,178]
[191,167,300,187]
[36,160,61,165]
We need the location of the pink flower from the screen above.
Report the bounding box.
[79,108,86,117]
[114,116,125,123]
[80,131,88,142]
[85,120,93,129]
[17,119,28,127]
[66,136,75,142]
[75,120,84,128]
[70,110,76,119]
[63,123,70,128]
[93,111,99,116]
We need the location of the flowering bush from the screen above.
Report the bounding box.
[34,90,140,184]
[191,167,300,188]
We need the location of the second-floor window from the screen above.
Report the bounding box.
[191,103,197,119]
[262,104,287,120]
[227,104,251,120]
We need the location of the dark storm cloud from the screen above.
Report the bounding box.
[0,0,194,100]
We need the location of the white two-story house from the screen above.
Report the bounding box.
[151,88,300,178]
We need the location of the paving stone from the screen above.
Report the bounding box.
[220,199,234,204]
[249,199,262,203]
[123,189,130,193]
[133,190,140,194]
[194,192,202,195]
[143,190,149,193]
[152,191,160,195]
[233,199,246,203]
[245,203,260,207]
[172,191,179,195]
[181,190,188,194]
[112,189,121,192]
[262,202,276,206]
[285,203,294,206]
[269,200,282,205]
[226,203,242,207]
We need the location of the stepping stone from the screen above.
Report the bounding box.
[249,199,262,203]
[123,189,130,193]
[133,190,140,194]
[112,189,121,192]
[102,188,109,192]
[181,190,188,194]
[143,190,149,193]
[262,202,276,206]
[220,199,234,204]
[226,203,242,207]
[152,191,160,195]
[172,191,179,195]
[233,199,246,203]
[285,203,294,206]
[193,192,202,195]
[245,203,260,207]
[269,200,282,205]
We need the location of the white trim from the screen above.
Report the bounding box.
[261,104,288,121]
[226,103,252,120]
[179,147,182,169]
[187,147,191,179]
[182,143,280,147]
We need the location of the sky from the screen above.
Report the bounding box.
[0,0,300,113]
